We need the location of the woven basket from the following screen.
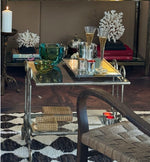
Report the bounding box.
[42,106,72,115]
[32,116,58,131]
[32,121,58,132]
[36,116,56,123]
[37,115,73,122]
[54,115,73,121]
[36,122,58,131]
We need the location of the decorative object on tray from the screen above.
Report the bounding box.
[84,26,97,61]
[16,29,40,54]
[70,27,98,76]
[66,34,83,58]
[39,43,64,66]
[60,11,127,77]
[71,52,79,59]
[99,10,125,50]
[84,26,96,46]
[79,42,97,59]
[96,27,109,73]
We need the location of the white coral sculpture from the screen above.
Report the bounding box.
[17,30,40,48]
[99,10,125,43]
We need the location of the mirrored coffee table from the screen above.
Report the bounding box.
[22,58,130,161]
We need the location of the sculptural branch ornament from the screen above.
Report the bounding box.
[99,10,125,43]
[17,30,40,48]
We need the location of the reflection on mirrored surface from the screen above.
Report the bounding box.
[35,66,63,83]
[34,59,54,74]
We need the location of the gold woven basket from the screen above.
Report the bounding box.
[37,114,73,122]
[54,115,73,121]
[42,106,73,121]
[32,116,58,131]
[36,116,56,123]
[32,122,58,131]
[42,106,72,115]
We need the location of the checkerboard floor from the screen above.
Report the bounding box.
[1,112,113,162]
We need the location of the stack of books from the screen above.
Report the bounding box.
[97,44,133,61]
[12,48,40,62]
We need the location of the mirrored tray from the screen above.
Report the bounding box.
[63,59,121,78]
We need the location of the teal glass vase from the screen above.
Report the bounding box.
[39,43,64,66]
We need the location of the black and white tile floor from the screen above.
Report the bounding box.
[1,112,113,162]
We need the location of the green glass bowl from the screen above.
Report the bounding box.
[34,60,53,74]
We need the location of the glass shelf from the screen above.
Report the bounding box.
[26,59,130,86]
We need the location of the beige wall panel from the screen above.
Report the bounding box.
[7,1,40,50]
[138,1,149,59]
[5,1,135,52]
[40,1,135,49]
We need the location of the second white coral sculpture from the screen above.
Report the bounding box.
[99,10,125,43]
[17,30,40,48]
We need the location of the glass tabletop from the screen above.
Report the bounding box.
[26,59,130,86]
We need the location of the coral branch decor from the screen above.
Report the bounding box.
[17,30,40,54]
[99,10,125,43]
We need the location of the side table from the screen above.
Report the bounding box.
[22,59,131,161]
[1,29,19,95]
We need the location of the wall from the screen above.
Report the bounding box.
[7,1,40,50]
[6,1,142,57]
[138,1,149,59]
[40,1,135,46]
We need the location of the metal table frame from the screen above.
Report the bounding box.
[22,59,130,161]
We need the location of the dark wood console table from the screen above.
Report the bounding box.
[1,29,20,95]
